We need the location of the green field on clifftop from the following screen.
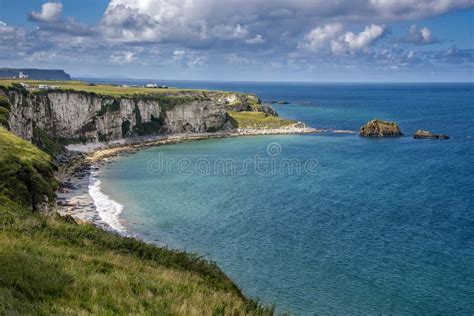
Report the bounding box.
[228,111,296,129]
[0,79,231,98]
[0,127,272,315]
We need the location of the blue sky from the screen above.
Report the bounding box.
[0,0,473,82]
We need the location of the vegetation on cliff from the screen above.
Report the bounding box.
[0,95,9,127]
[0,127,272,314]
[228,111,296,129]
[0,79,226,98]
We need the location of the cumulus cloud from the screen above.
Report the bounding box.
[2,0,474,77]
[344,24,386,52]
[435,46,474,63]
[298,23,344,52]
[29,2,63,23]
[187,55,207,68]
[211,24,249,40]
[172,50,207,68]
[367,0,474,20]
[299,23,386,55]
[0,21,6,27]
[100,0,473,48]
[110,51,138,64]
[28,2,95,36]
[173,50,186,61]
[396,25,438,45]
[245,34,264,44]
[224,53,255,65]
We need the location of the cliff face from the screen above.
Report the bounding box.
[0,87,262,144]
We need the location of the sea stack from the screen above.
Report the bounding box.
[413,130,449,139]
[359,119,403,137]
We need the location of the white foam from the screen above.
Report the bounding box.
[88,169,126,233]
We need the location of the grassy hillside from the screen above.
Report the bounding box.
[0,127,272,315]
[228,111,296,129]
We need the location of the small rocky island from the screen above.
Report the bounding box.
[413,130,449,139]
[360,119,403,137]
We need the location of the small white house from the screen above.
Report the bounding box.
[145,83,158,88]
[19,72,28,79]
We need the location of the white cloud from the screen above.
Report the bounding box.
[344,24,386,52]
[101,0,472,47]
[368,0,473,20]
[299,23,385,55]
[224,53,255,65]
[29,2,63,23]
[172,50,207,68]
[110,51,138,63]
[187,55,207,68]
[2,0,473,77]
[173,50,186,61]
[211,24,249,40]
[396,25,437,45]
[420,28,432,42]
[27,50,59,62]
[298,23,344,52]
[0,21,6,27]
[245,34,264,44]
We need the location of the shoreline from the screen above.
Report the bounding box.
[55,125,352,233]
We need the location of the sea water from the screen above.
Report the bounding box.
[91,82,474,314]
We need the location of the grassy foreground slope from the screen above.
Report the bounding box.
[0,127,272,315]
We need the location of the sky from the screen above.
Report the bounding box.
[0,0,473,82]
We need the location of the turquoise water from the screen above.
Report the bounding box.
[98,83,474,314]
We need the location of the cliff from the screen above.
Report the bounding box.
[0,82,274,154]
[0,68,71,80]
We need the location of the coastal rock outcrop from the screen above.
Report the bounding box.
[359,119,403,137]
[413,129,449,139]
[0,86,268,144]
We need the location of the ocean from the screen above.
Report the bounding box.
[88,80,474,314]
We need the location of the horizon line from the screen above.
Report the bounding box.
[73,77,474,84]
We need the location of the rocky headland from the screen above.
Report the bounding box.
[0,80,322,225]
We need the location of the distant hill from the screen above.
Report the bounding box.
[0,68,71,80]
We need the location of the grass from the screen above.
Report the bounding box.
[227,111,296,129]
[0,79,235,98]
[0,127,273,315]
[0,127,57,211]
[0,95,9,127]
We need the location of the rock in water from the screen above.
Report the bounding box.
[359,119,403,137]
[413,130,449,139]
